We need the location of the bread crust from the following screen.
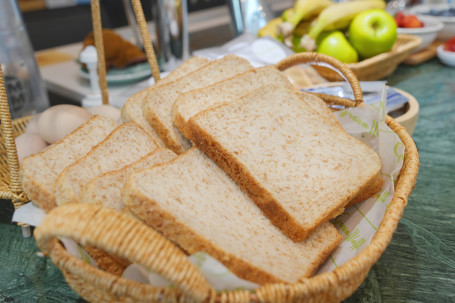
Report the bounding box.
[124,183,281,284]
[187,121,311,241]
[345,173,383,208]
[54,123,160,206]
[20,172,55,212]
[121,89,165,146]
[20,115,118,212]
[123,150,343,284]
[80,148,176,210]
[143,105,190,154]
[142,55,253,154]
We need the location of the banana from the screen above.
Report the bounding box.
[278,0,332,38]
[307,0,386,41]
[258,17,284,41]
[287,0,333,26]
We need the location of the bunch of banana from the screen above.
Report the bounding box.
[258,0,332,47]
[258,0,386,52]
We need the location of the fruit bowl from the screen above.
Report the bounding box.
[314,34,422,81]
[436,44,455,67]
[408,4,455,41]
[396,16,443,53]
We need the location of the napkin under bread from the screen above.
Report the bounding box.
[20,115,118,212]
[142,54,253,154]
[54,123,160,206]
[123,147,342,284]
[187,85,382,242]
[80,148,176,211]
[121,57,211,145]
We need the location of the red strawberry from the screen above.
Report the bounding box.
[394,11,405,27]
[402,15,424,28]
[444,37,455,52]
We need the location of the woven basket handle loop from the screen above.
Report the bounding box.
[90,0,109,105]
[130,0,161,83]
[89,0,161,104]
[34,204,214,301]
[275,52,363,107]
[0,61,25,201]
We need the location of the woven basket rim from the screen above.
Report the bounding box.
[32,51,419,301]
[0,7,420,296]
[33,114,418,302]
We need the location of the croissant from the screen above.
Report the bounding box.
[83,29,147,69]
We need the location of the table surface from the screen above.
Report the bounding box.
[1,53,455,302]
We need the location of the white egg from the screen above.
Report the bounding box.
[86,105,121,122]
[38,104,92,144]
[25,113,42,134]
[15,133,48,163]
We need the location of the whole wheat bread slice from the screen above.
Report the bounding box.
[80,148,176,211]
[54,123,160,206]
[171,70,382,207]
[172,67,294,138]
[121,57,211,145]
[123,148,342,284]
[20,115,118,212]
[187,85,382,242]
[297,91,384,207]
[142,54,253,154]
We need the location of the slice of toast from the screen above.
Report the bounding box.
[297,91,384,207]
[187,85,382,242]
[80,148,176,211]
[171,71,381,207]
[171,67,295,138]
[142,54,253,154]
[54,123,160,206]
[123,148,342,284]
[121,57,211,145]
[20,115,118,212]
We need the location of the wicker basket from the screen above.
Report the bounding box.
[30,53,420,303]
[314,34,422,81]
[0,0,419,300]
[0,69,31,207]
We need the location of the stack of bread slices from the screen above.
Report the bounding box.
[20,55,382,285]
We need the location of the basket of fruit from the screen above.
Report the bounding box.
[259,0,422,81]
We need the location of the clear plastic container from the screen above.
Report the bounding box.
[151,0,190,72]
[0,0,49,119]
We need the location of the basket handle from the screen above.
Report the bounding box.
[90,0,109,105]
[130,0,161,83]
[0,62,27,203]
[275,53,363,107]
[34,203,214,301]
[89,0,162,105]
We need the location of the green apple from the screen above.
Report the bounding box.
[348,9,397,59]
[316,31,358,63]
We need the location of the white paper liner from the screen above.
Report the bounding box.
[13,82,403,291]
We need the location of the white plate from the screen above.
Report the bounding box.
[79,62,152,85]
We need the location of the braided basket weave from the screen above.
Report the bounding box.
[0,1,419,301]
[32,52,418,303]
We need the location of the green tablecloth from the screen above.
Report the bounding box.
[1,58,454,302]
